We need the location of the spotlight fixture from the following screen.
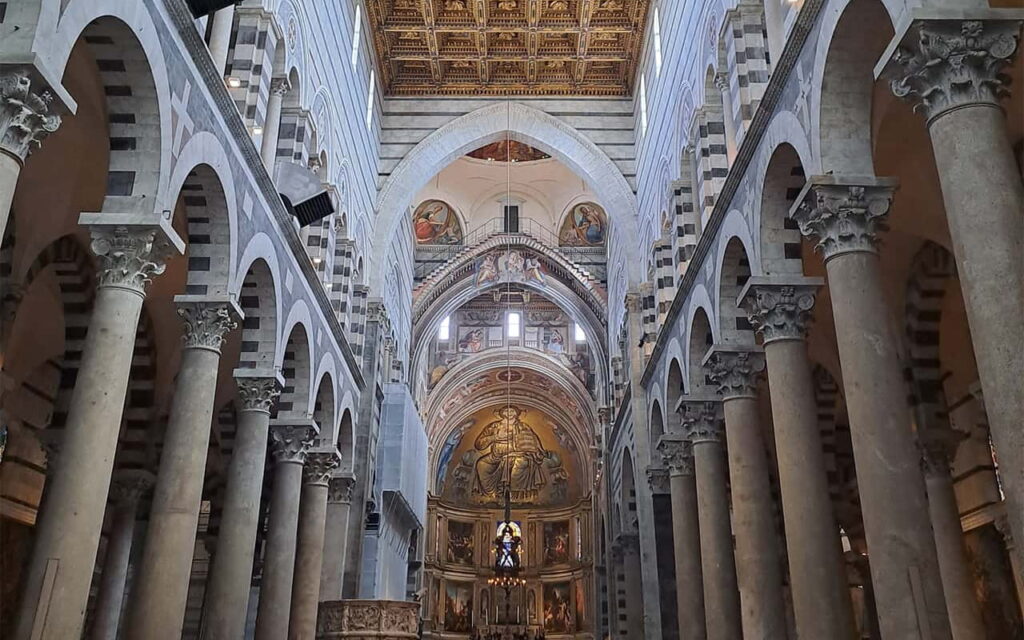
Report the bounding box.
[251,125,264,136]
[226,76,242,88]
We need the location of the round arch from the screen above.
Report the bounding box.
[372,102,642,287]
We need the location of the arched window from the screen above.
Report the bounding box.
[438,316,451,340]
[351,4,362,69]
[653,6,663,77]
[639,73,649,137]
[365,69,375,129]
[507,311,521,338]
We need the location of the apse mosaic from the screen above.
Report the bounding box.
[440,405,577,507]
[558,202,606,247]
[543,582,573,633]
[474,249,546,287]
[413,199,464,245]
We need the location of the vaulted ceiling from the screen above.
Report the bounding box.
[367,0,651,96]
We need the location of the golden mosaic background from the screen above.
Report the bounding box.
[367,0,650,96]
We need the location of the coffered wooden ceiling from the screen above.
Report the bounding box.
[367,0,650,96]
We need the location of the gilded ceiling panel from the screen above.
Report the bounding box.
[366,0,650,96]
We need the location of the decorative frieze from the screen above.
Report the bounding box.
[791,177,897,259]
[316,599,419,638]
[704,347,765,400]
[0,70,61,162]
[89,227,171,294]
[679,400,724,445]
[177,298,240,352]
[657,438,695,477]
[269,423,318,465]
[303,447,342,485]
[885,18,1022,123]
[235,375,282,414]
[739,279,821,344]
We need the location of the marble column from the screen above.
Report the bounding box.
[714,72,739,161]
[125,298,239,640]
[208,5,235,75]
[0,68,61,242]
[254,421,318,640]
[792,176,951,639]
[90,470,155,640]
[657,438,706,640]
[320,472,356,601]
[993,516,1024,621]
[920,427,987,640]
[616,534,646,640]
[260,78,289,171]
[704,347,788,640]
[201,371,282,639]
[289,446,341,639]
[740,278,856,639]
[882,16,1024,576]
[15,224,172,640]
[681,400,742,640]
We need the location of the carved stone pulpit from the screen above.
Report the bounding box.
[317,600,419,639]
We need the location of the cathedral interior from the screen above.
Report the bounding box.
[0,0,1022,639]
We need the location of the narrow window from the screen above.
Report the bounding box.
[508,312,521,338]
[366,69,375,129]
[653,7,663,76]
[438,316,450,340]
[574,323,586,342]
[639,73,649,137]
[351,4,362,69]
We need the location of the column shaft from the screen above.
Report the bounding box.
[925,470,986,640]
[320,478,354,601]
[0,151,19,242]
[15,285,144,640]
[90,501,138,640]
[763,339,854,639]
[289,481,330,639]
[693,440,743,640]
[254,461,304,639]
[669,472,706,640]
[928,104,1024,572]
[826,251,950,639]
[202,404,274,638]
[125,345,223,639]
[208,6,235,75]
[260,89,285,170]
[721,396,788,639]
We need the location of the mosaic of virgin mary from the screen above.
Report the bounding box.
[559,202,606,246]
[413,199,463,244]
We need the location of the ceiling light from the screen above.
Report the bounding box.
[251,125,264,136]
[226,76,242,88]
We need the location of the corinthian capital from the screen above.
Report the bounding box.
[109,469,156,506]
[328,473,356,503]
[679,399,724,444]
[269,421,319,465]
[704,346,765,399]
[657,437,694,477]
[270,77,291,97]
[304,447,342,485]
[234,370,283,413]
[0,69,61,162]
[176,297,241,352]
[882,17,1022,123]
[624,291,643,314]
[646,466,669,494]
[739,277,822,344]
[791,176,898,260]
[918,425,967,476]
[88,226,172,295]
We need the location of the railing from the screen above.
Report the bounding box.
[413,216,563,280]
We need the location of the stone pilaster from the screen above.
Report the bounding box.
[15,222,171,640]
[255,421,319,640]
[125,298,239,640]
[881,14,1024,577]
[291,447,342,638]
[792,175,951,640]
[681,399,741,640]
[201,372,283,639]
[738,276,854,640]
[704,347,788,640]
[657,437,705,640]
